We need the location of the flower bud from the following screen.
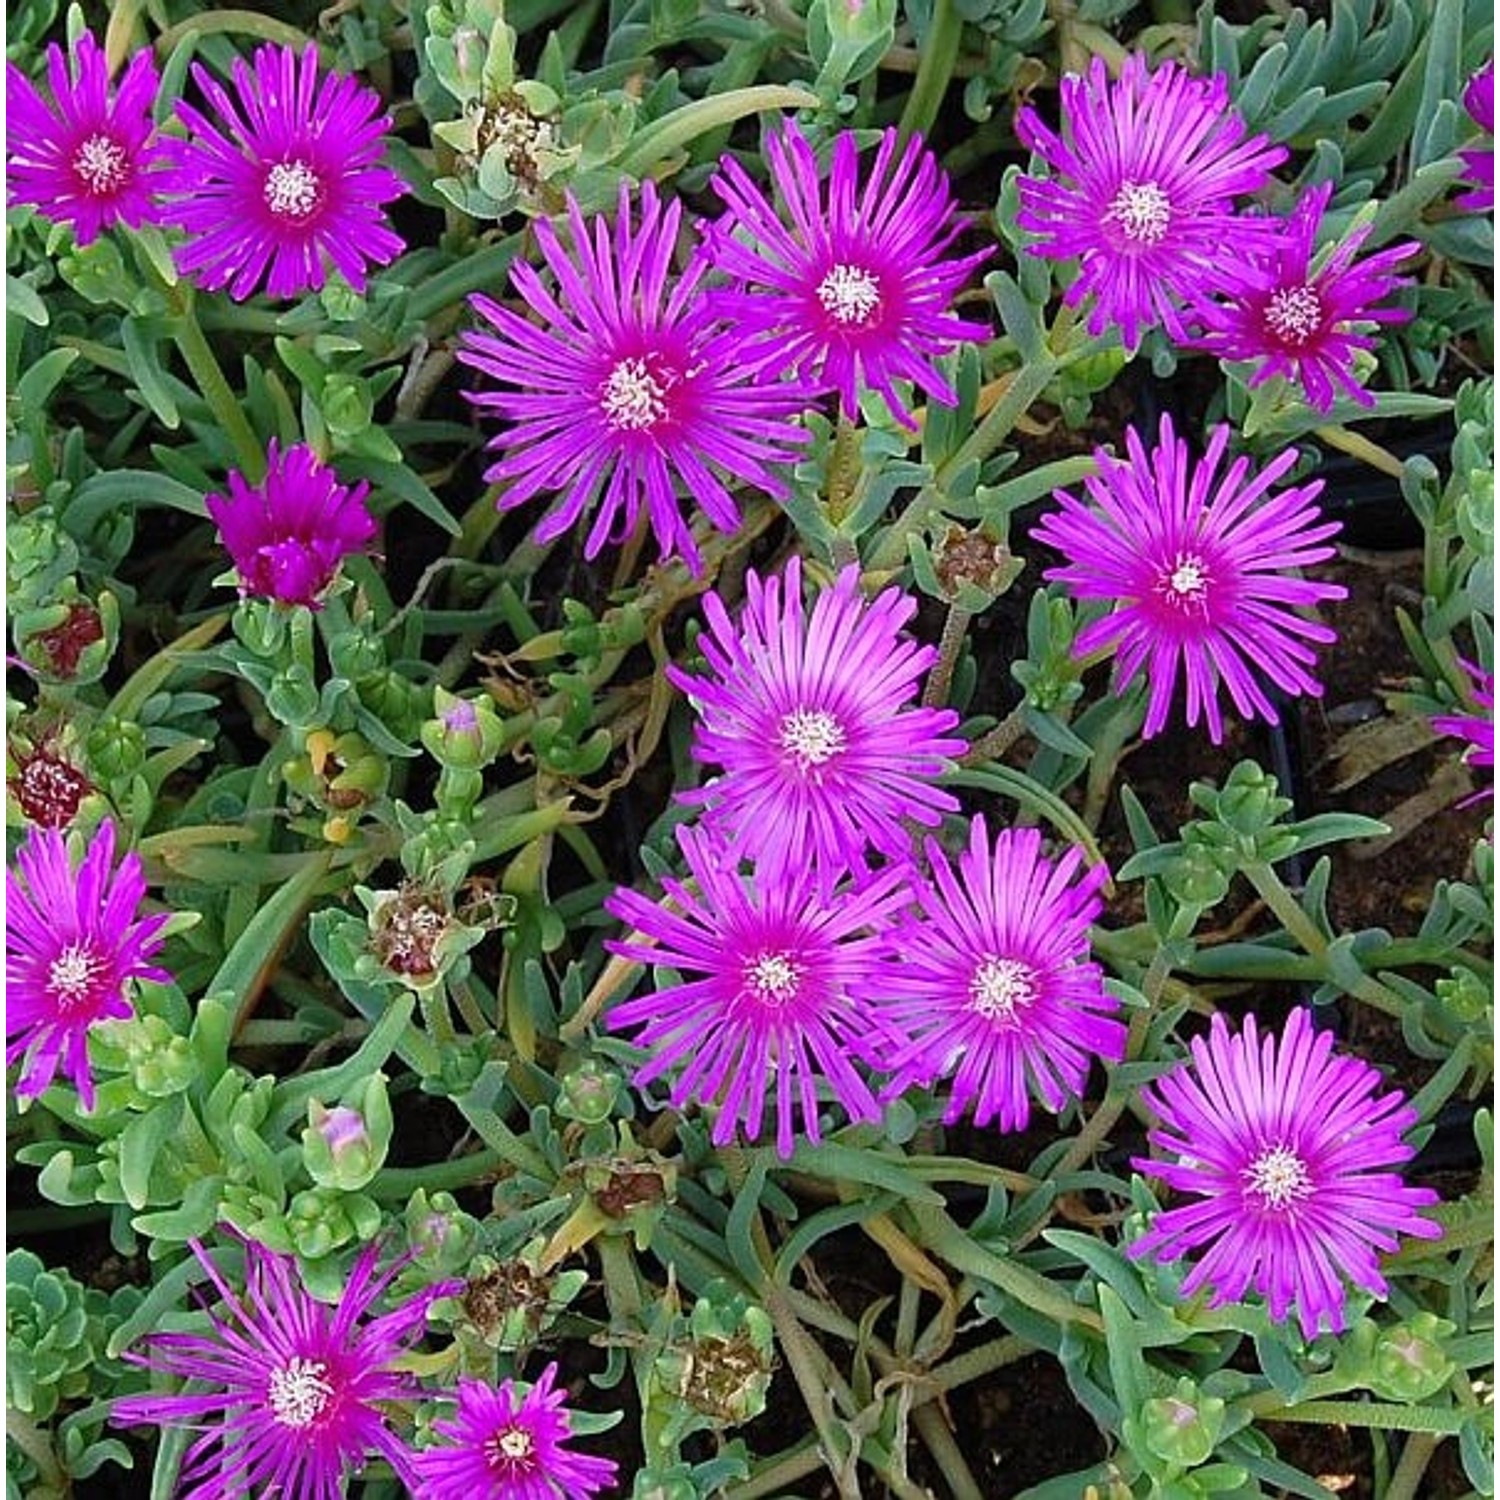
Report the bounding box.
[1137,1379,1225,1468]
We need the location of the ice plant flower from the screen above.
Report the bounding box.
[412,1367,619,1498]
[878,819,1123,1131]
[669,556,966,886]
[5,30,165,245]
[458,180,808,576]
[114,1233,459,1498]
[1032,414,1346,743]
[1129,1009,1443,1340]
[704,122,991,426]
[164,42,405,300]
[5,819,169,1111]
[604,821,912,1158]
[1015,53,1287,348]
[1191,183,1418,411]
[207,440,377,608]
[1432,657,1494,804]
[1457,58,1495,213]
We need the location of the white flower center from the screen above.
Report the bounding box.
[485,1423,536,1471]
[746,951,802,1006]
[46,944,108,1011]
[267,1357,335,1429]
[264,159,322,220]
[599,356,669,431]
[1105,180,1172,246]
[1263,283,1324,346]
[72,133,129,194]
[778,708,847,770]
[816,264,882,326]
[1243,1144,1314,1212]
[1158,552,1210,610]
[968,956,1037,1026]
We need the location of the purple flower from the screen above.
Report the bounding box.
[1032,414,1346,744]
[1457,59,1494,213]
[1432,657,1494,804]
[5,31,165,245]
[1129,1009,1443,1340]
[878,819,1123,1131]
[164,43,405,300]
[1191,183,1418,411]
[458,181,809,576]
[605,821,911,1158]
[5,819,169,1111]
[207,440,377,608]
[704,122,991,426]
[114,1233,459,1498]
[1015,54,1287,349]
[413,1367,619,1499]
[669,556,966,887]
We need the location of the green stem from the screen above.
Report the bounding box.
[5,1412,64,1490]
[763,1284,859,1493]
[912,1402,986,1500]
[727,1445,827,1500]
[962,702,1027,764]
[1384,1433,1442,1500]
[869,355,1061,572]
[825,410,863,530]
[408,234,527,324]
[170,307,264,478]
[915,1207,1104,1333]
[923,603,973,709]
[155,8,311,55]
[1242,862,1406,1017]
[1241,1397,1468,1436]
[930,1332,1031,1392]
[898,0,963,142]
[367,1147,512,1199]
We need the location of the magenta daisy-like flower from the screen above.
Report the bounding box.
[5,31,165,245]
[1015,53,1288,349]
[1032,414,1346,743]
[1129,1009,1443,1340]
[1457,58,1495,213]
[5,819,169,1112]
[703,122,992,426]
[1192,183,1418,411]
[163,42,405,300]
[669,556,966,886]
[114,1232,460,1498]
[458,180,808,576]
[605,821,911,1158]
[1432,656,1494,804]
[207,440,377,608]
[878,819,1123,1131]
[413,1367,619,1499]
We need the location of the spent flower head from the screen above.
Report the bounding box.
[1015,53,1287,348]
[5,30,165,246]
[704,122,991,426]
[113,1232,459,1497]
[1130,1009,1443,1339]
[1458,58,1495,213]
[605,821,911,1158]
[1033,414,1346,743]
[164,42,405,300]
[878,819,1124,1131]
[207,440,377,608]
[6,818,170,1111]
[412,1367,619,1499]
[458,180,809,576]
[669,556,966,887]
[1192,183,1418,411]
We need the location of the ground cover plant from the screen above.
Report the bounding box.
[4,1,1495,1497]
